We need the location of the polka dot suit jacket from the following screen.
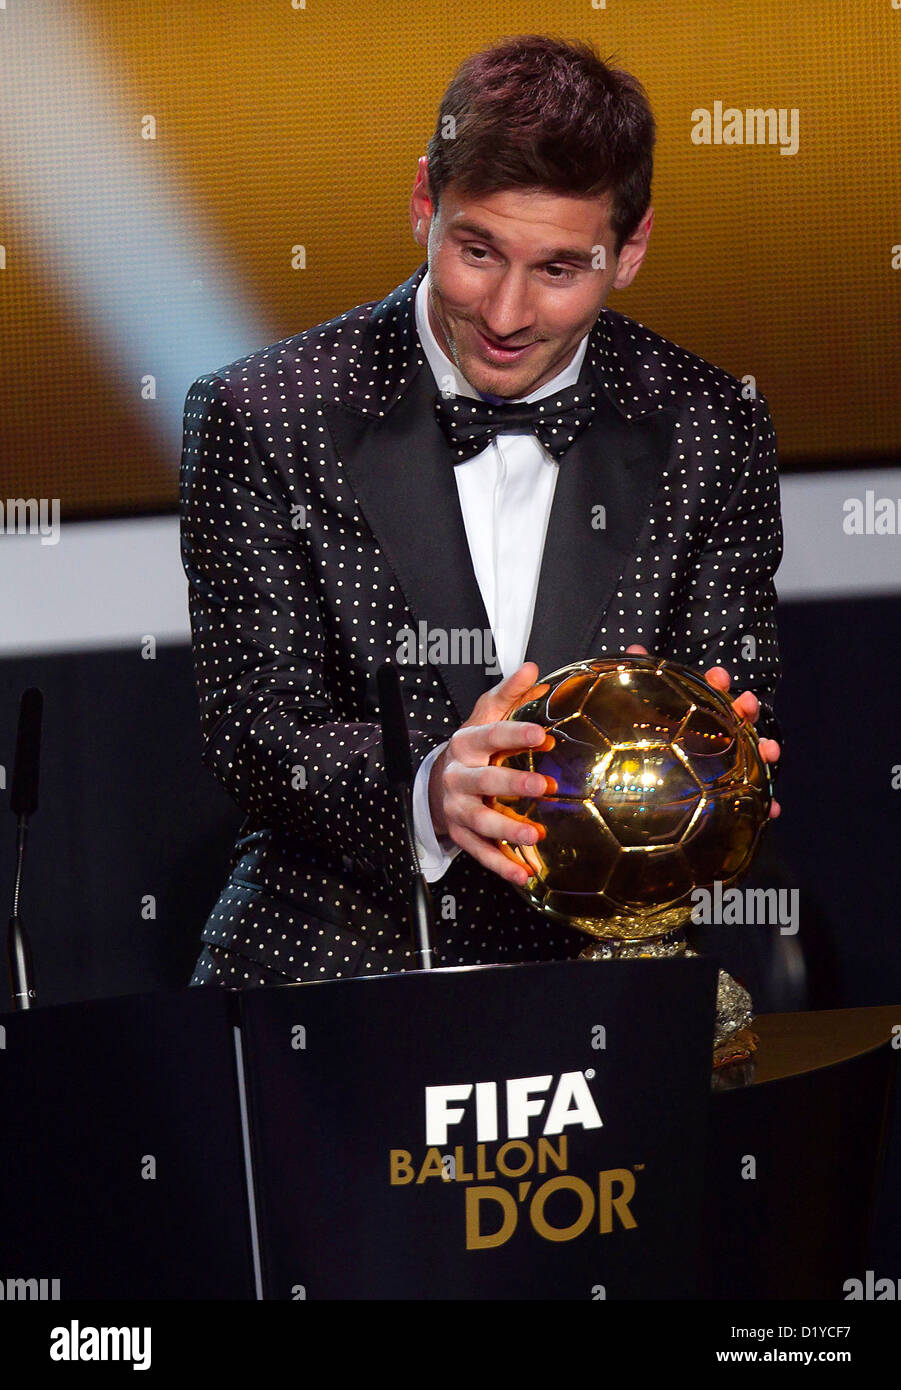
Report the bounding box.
[179,261,783,983]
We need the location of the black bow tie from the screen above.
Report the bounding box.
[434,384,597,463]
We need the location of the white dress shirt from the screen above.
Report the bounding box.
[411,271,590,881]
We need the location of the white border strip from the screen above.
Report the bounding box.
[0,515,190,656]
[0,468,898,656]
[779,467,901,602]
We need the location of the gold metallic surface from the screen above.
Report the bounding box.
[491,655,772,944]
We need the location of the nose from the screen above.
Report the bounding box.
[480,270,536,342]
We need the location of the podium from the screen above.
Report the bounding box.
[702,1005,899,1299]
[0,960,895,1300]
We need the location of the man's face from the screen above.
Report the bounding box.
[410,157,653,399]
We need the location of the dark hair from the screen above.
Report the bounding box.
[426,36,655,255]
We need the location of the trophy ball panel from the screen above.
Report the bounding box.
[605,844,694,909]
[545,670,598,720]
[680,790,765,879]
[580,668,692,743]
[597,745,701,847]
[512,798,620,893]
[676,705,737,765]
[534,716,611,799]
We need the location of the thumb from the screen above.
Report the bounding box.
[466,661,542,726]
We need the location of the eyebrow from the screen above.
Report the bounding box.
[449,219,597,267]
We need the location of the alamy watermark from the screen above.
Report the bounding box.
[691,881,799,935]
[1,497,60,546]
[843,1271,901,1300]
[842,489,901,535]
[49,1321,151,1370]
[395,622,502,675]
[0,1275,60,1299]
[691,103,799,156]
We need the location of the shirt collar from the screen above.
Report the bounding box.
[415,270,589,404]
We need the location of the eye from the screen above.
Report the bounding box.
[544,264,576,281]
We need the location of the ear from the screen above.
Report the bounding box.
[612,205,654,291]
[410,155,435,248]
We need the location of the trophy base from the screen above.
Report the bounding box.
[578,931,757,1070]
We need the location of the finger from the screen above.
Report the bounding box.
[475,662,540,716]
[493,661,539,692]
[454,764,558,800]
[769,800,781,819]
[453,721,553,767]
[452,822,533,886]
[704,664,731,692]
[467,767,558,800]
[488,730,556,765]
[467,684,550,728]
[466,800,546,847]
[732,691,759,722]
[465,665,538,729]
[758,738,780,763]
[505,680,551,716]
[625,644,648,655]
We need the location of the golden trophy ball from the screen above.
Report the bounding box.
[489,654,774,1068]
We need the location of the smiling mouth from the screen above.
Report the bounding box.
[474,327,540,360]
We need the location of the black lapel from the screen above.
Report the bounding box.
[325,262,679,723]
[324,265,495,723]
[524,368,679,679]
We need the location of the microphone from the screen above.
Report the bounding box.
[376,660,436,971]
[7,687,42,1009]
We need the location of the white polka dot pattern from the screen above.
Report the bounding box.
[180,262,782,987]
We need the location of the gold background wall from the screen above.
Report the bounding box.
[2,0,899,517]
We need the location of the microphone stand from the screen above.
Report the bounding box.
[377,660,436,971]
[9,820,36,1009]
[7,687,42,1009]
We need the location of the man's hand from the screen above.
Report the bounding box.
[625,644,781,818]
[428,662,556,886]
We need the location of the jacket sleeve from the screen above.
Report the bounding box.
[179,371,440,889]
[660,393,784,768]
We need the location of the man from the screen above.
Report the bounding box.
[181,36,782,988]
